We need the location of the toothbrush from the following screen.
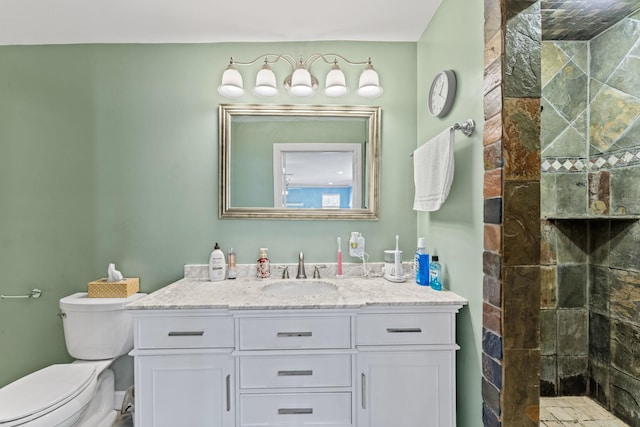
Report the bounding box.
[337,237,343,277]
[394,235,402,278]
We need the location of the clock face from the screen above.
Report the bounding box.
[428,70,456,118]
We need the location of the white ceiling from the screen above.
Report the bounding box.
[0,0,443,45]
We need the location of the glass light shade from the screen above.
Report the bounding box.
[357,67,383,98]
[218,65,244,98]
[253,65,278,97]
[288,67,315,97]
[324,67,348,97]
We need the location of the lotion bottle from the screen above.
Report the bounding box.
[209,242,226,281]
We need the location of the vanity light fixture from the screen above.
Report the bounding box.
[217,53,383,99]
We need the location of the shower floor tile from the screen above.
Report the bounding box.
[540,396,630,426]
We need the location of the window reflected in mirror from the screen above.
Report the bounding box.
[274,143,362,209]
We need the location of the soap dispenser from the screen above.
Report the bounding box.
[208,243,226,281]
[257,248,270,279]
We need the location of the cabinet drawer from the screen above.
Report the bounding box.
[136,316,234,349]
[240,393,351,426]
[240,354,352,389]
[356,313,453,345]
[238,317,351,350]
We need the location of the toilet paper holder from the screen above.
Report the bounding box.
[1,288,42,300]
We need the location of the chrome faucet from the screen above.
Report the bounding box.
[296,252,307,279]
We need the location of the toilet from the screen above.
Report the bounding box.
[0,292,146,427]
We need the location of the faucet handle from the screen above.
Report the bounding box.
[282,266,290,279]
[313,264,326,279]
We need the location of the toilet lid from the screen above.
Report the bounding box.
[0,364,96,424]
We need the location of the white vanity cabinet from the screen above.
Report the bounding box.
[131,311,236,427]
[355,309,459,427]
[129,300,463,427]
[236,313,354,427]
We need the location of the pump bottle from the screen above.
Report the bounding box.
[208,243,226,281]
[257,248,270,279]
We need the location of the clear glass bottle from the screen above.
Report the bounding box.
[415,237,429,286]
[227,248,237,279]
[429,255,442,291]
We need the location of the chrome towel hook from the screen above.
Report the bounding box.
[1,288,42,300]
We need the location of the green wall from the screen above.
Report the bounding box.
[0,46,97,386]
[416,0,485,425]
[1,12,487,423]
[0,41,418,387]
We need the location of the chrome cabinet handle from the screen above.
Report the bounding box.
[277,370,313,376]
[386,328,422,333]
[167,331,204,336]
[276,331,312,337]
[226,375,231,412]
[278,408,313,415]
[361,373,366,409]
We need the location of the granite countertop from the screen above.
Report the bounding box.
[127,264,468,311]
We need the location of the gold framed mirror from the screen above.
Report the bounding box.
[219,104,381,220]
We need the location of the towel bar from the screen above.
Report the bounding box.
[1,288,42,300]
[410,119,475,156]
[451,119,475,137]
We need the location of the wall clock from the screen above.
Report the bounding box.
[428,70,457,118]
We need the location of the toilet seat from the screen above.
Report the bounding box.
[0,364,97,426]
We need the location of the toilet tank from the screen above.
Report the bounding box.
[59,292,147,360]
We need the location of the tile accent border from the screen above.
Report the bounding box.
[542,146,640,173]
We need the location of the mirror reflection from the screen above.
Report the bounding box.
[219,104,380,219]
[273,143,362,209]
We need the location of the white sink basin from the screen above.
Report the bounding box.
[262,280,338,296]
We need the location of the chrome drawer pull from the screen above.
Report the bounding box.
[361,373,366,409]
[277,370,313,376]
[276,331,312,337]
[225,375,231,412]
[386,328,422,333]
[167,331,205,336]
[278,408,313,415]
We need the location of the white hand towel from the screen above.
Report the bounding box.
[413,128,455,212]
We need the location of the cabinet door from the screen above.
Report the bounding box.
[357,350,455,427]
[135,353,234,427]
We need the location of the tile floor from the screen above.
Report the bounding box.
[540,396,630,426]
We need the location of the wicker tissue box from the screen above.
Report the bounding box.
[88,277,139,298]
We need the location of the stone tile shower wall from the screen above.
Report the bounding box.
[540,220,590,396]
[483,1,541,426]
[540,11,640,426]
[541,218,640,426]
[541,11,640,218]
